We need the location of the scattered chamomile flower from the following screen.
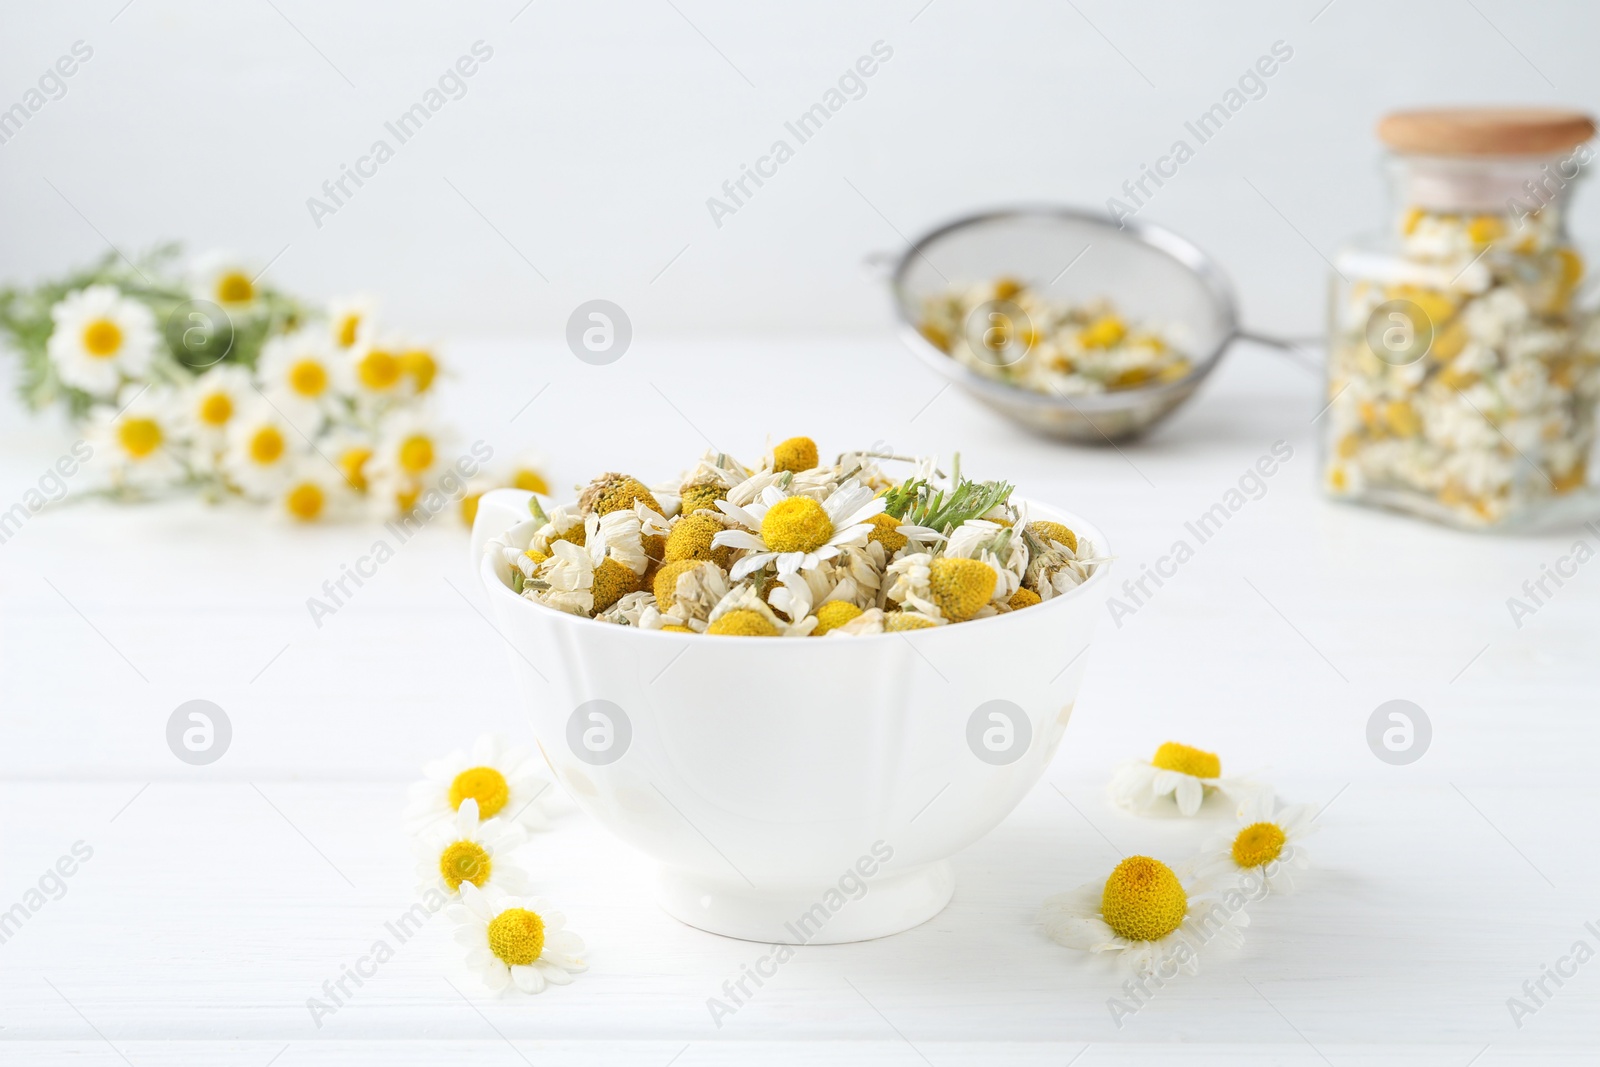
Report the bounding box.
[416,797,530,899]
[189,250,262,315]
[1197,791,1317,896]
[449,882,586,994]
[258,329,343,431]
[1040,856,1246,976]
[1107,741,1255,817]
[223,403,302,498]
[713,480,884,579]
[84,386,189,491]
[47,284,159,397]
[406,734,555,835]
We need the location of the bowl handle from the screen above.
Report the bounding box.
[470,487,538,573]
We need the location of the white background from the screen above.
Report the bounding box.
[3,0,1600,336]
[4,2,1600,1064]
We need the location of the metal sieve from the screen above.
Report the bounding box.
[883,205,1292,443]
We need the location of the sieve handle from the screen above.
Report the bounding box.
[1231,329,1325,376]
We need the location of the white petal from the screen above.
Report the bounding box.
[512,964,546,994]
[1175,776,1203,816]
[535,960,575,985]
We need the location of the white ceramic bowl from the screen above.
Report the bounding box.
[471,489,1113,943]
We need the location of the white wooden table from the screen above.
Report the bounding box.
[2,337,1596,1065]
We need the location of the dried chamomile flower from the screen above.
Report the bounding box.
[884,610,944,631]
[595,590,656,627]
[652,559,730,626]
[770,435,819,473]
[1008,587,1042,610]
[1028,519,1078,554]
[865,512,909,554]
[706,584,812,636]
[579,472,660,516]
[1041,856,1245,976]
[928,557,999,621]
[812,600,863,635]
[530,503,586,553]
[665,511,734,569]
[587,510,648,613]
[525,541,595,616]
[1107,742,1258,817]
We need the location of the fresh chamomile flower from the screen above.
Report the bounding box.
[328,295,378,352]
[1040,856,1247,976]
[1198,791,1317,896]
[84,387,188,490]
[189,250,262,315]
[712,480,885,580]
[258,329,343,430]
[416,797,530,899]
[448,882,586,994]
[406,734,555,835]
[223,403,302,498]
[180,364,253,453]
[47,284,159,397]
[273,459,343,523]
[1107,742,1256,817]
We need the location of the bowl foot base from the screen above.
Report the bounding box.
[657,861,954,944]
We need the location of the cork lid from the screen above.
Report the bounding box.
[1378,107,1594,157]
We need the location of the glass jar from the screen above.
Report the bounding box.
[1323,108,1600,530]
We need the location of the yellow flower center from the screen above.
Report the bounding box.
[884,611,938,631]
[460,492,483,526]
[1080,314,1127,350]
[866,513,908,553]
[1231,822,1287,869]
[1008,587,1041,611]
[398,434,435,474]
[665,512,732,568]
[286,482,325,521]
[357,349,400,389]
[215,271,255,305]
[118,417,162,458]
[449,766,509,818]
[198,391,234,427]
[1151,741,1220,779]
[591,557,643,613]
[339,446,372,492]
[706,609,778,636]
[1100,856,1188,942]
[1029,520,1078,554]
[760,496,833,554]
[772,435,819,473]
[82,318,123,358]
[813,600,862,635]
[928,556,998,622]
[401,349,437,392]
[512,468,549,494]
[288,359,328,398]
[439,840,492,890]
[336,313,362,348]
[486,907,545,966]
[249,426,286,465]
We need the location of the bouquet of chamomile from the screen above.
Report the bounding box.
[0,245,541,523]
